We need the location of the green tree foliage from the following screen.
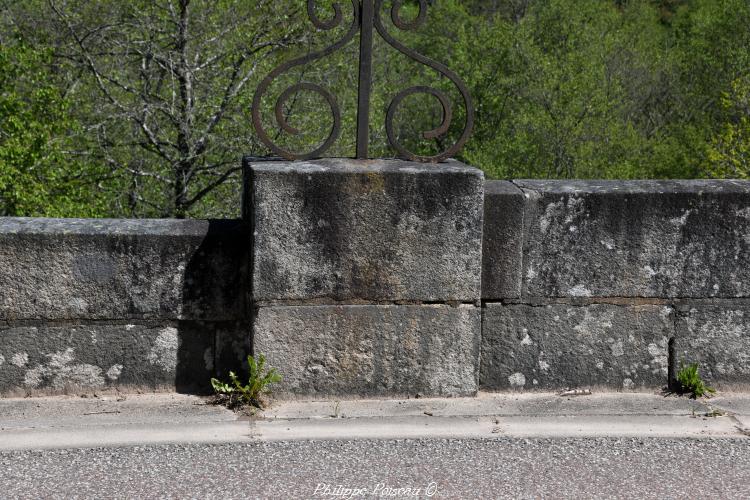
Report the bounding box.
[671,0,750,178]
[706,77,750,179]
[5,0,304,218]
[1,0,749,217]
[427,0,750,180]
[0,35,109,216]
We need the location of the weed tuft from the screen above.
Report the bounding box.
[676,362,715,399]
[210,353,282,411]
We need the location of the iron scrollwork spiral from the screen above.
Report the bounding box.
[251,0,474,163]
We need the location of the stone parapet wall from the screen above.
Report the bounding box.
[0,175,748,396]
[0,218,250,395]
[247,159,485,398]
[481,180,750,391]
[0,218,249,320]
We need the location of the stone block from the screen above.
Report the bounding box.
[0,321,216,395]
[0,218,248,321]
[214,321,253,380]
[517,180,750,298]
[481,303,673,390]
[481,181,525,299]
[254,304,480,397]
[246,158,484,302]
[674,304,750,385]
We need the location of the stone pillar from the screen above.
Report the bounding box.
[244,158,484,398]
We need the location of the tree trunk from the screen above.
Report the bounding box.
[174,0,193,219]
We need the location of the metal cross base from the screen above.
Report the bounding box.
[251,0,475,163]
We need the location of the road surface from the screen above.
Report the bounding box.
[1,392,748,499]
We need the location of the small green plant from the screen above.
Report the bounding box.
[210,353,282,410]
[676,362,715,399]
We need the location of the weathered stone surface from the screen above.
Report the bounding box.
[0,218,248,321]
[674,304,750,385]
[214,321,252,380]
[0,322,216,395]
[247,158,484,302]
[254,305,480,397]
[481,303,673,390]
[482,181,524,299]
[517,180,750,298]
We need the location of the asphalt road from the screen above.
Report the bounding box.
[1,437,749,499]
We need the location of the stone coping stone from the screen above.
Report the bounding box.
[482,181,524,299]
[247,157,482,176]
[515,179,750,195]
[481,303,673,391]
[674,304,750,385]
[0,217,216,236]
[246,158,484,302]
[0,219,248,321]
[254,304,480,398]
[515,180,750,298]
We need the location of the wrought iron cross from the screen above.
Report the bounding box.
[251,0,474,163]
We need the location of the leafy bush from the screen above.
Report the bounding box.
[676,362,715,399]
[210,353,282,410]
